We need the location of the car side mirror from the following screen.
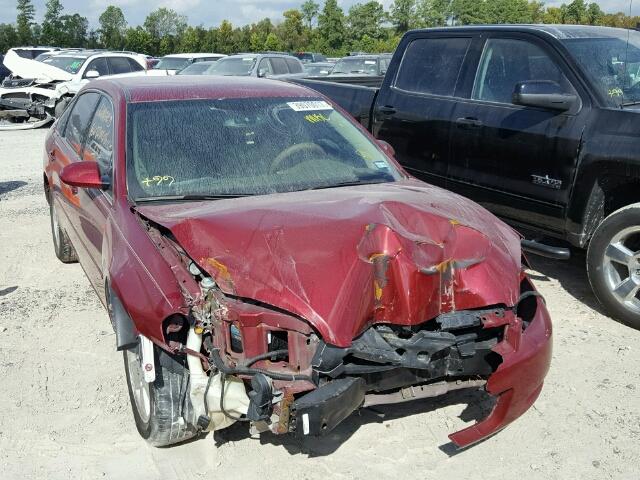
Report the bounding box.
[512,80,578,112]
[60,162,109,189]
[85,70,100,79]
[377,139,395,157]
[258,68,269,78]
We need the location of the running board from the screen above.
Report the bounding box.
[521,239,570,260]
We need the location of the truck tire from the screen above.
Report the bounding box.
[587,204,640,329]
[123,339,198,446]
[49,200,77,263]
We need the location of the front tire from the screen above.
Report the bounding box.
[123,339,197,446]
[587,204,640,329]
[49,200,77,263]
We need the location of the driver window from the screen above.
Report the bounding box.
[472,38,574,104]
[258,58,273,76]
[84,58,109,78]
[62,92,100,156]
[83,97,114,191]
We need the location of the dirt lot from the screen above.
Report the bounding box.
[0,128,639,480]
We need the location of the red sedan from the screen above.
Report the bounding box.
[44,76,552,448]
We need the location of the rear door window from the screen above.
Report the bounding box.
[83,96,115,189]
[286,58,303,74]
[271,57,289,75]
[394,37,472,96]
[107,57,134,75]
[63,92,100,156]
[127,58,145,71]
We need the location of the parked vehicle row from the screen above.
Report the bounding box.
[292,24,640,329]
[45,74,551,449]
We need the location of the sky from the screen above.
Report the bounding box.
[0,0,638,29]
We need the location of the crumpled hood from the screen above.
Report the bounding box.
[3,50,73,82]
[137,180,522,347]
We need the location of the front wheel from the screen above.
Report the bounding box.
[587,204,640,329]
[123,339,197,446]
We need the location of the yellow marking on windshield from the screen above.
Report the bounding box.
[304,113,329,123]
[608,88,623,97]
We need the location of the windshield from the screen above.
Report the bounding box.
[43,56,86,74]
[563,31,640,106]
[177,62,214,75]
[126,97,401,200]
[332,58,379,75]
[305,65,333,75]
[154,57,190,70]
[207,57,257,76]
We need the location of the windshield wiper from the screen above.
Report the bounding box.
[134,194,251,203]
[308,179,389,191]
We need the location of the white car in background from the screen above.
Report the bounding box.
[153,53,226,74]
[0,49,152,129]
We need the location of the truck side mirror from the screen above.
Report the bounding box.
[258,68,269,78]
[512,80,578,112]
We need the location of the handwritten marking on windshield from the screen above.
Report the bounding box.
[142,175,175,187]
[609,88,623,97]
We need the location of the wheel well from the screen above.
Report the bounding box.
[602,177,640,217]
[43,173,50,204]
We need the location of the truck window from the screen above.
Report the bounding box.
[394,37,471,96]
[472,38,573,104]
[271,57,289,75]
[83,96,114,190]
[63,92,100,156]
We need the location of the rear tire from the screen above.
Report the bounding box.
[49,200,77,263]
[587,204,640,329]
[123,339,197,447]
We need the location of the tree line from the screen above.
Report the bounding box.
[1,0,640,57]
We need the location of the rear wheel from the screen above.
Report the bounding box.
[49,200,77,263]
[123,339,197,446]
[587,204,640,329]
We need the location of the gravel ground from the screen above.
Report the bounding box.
[0,128,639,480]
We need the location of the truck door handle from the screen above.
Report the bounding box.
[378,106,396,115]
[455,117,483,129]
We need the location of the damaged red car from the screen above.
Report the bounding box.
[43,76,552,448]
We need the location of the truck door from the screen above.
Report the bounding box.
[448,34,589,233]
[372,34,478,189]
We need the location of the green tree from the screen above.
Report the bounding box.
[124,26,153,54]
[451,0,487,25]
[486,0,531,24]
[16,0,35,45]
[99,6,127,50]
[564,0,588,24]
[278,9,306,50]
[317,0,345,53]
[180,25,207,52]
[528,1,545,23]
[301,0,320,28]
[59,14,88,47]
[41,0,64,45]
[543,6,564,23]
[347,1,386,45]
[144,8,188,39]
[0,23,18,53]
[390,0,417,32]
[417,0,450,27]
[586,2,604,25]
[263,32,282,50]
[217,20,235,54]
[250,18,274,51]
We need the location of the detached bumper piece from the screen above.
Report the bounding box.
[291,377,366,436]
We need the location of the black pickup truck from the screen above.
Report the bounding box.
[293,25,640,328]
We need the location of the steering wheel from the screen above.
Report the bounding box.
[270,143,325,174]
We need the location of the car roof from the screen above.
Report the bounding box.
[340,55,382,60]
[91,75,320,103]
[408,24,631,40]
[163,53,225,58]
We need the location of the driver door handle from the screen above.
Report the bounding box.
[455,117,483,129]
[378,106,396,115]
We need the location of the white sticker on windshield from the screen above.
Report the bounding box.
[287,101,333,112]
[374,161,389,170]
